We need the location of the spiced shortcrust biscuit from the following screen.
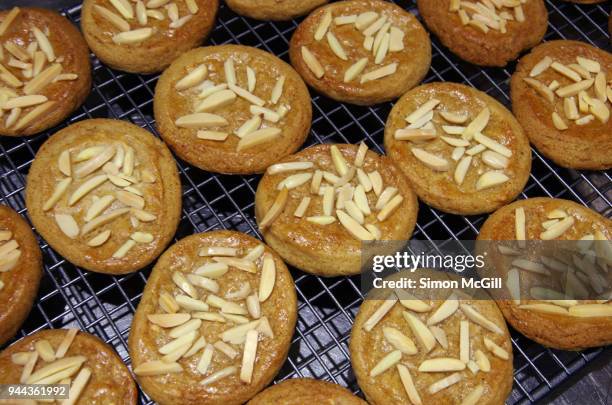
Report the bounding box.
[289,0,432,105]
[418,0,547,67]
[26,119,181,275]
[254,143,418,277]
[248,378,367,405]
[0,205,42,346]
[0,7,91,137]
[477,197,612,350]
[225,0,328,21]
[350,270,513,405]
[0,329,138,404]
[81,0,218,74]
[510,40,612,170]
[129,230,297,405]
[155,45,312,174]
[384,82,532,215]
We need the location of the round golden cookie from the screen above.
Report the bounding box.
[510,40,612,170]
[0,329,138,404]
[0,205,42,347]
[477,197,612,350]
[254,143,418,277]
[248,378,367,404]
[26,118,181,275]
[417,0,548,67]
[0,7,91,137]
[129,230,298,405]
[289,0,432,105]
[225,0,328,21]
[384,82,532,215]
[81,0,218,74]
[350,270,514,405]
[154,45,312,174]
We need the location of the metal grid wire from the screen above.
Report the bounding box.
[0,0,610,403]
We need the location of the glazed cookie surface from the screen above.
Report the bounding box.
[0,205,42,347]
[477,197,612,350]
[129,230,297,405]
[26,119,181,275]
[0,7,91,136]
[384,82,532,215]
[289,0,431,105]
[81,0,218,73]
[351,270,514,405]
[0,329,138,404]
[248,378,367,405]
[155,45,312,174]
[255,143,418,276]
[225,0,328,21]
[418,0,548,67]
[510,40,612,170]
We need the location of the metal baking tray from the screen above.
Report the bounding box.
[0,1,610,404]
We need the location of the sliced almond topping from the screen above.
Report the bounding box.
[175,113,228,129]
[460,303,504,335]
[269,75,285,104]
[466,360,479,374]
[363,15,387,37]
[26,356,86,384]
[3,94,47,109]
[459,320,470,363]
[54,329,78,359]
[81,208,129,236]
[360,63,397,83]
[201,365,237,386]
[374,32,390,64]
[148,313,191,328]
[199,246,236,257]
[292,196,311,218]
[135,1,147,25]
[94,5,130,31]
[473,132,512,157]
[397,364,422,405]
[429,325,448,349]
[55,214,79,239]
[552,112,568,130]
[514,207,526,249]
[187,274,219,294]
[0,7,20,37]
[427,295,459,325]
[196,130,228,141]
[43,178,72,211]
[213,341,239,359]
[301,46,324,78]
[454,156,472,186]
[172,271,197,298]
[228,83,265,106]
[237,127,281,151]
[481,150,509,169]
[112,239,136,258]
[540,215,574,240]
[372,21,390,55]
[277,172,313,191]
[483,336,509,360]
[20,352,38,383]
[23,63,61,95]
[243,245,265,262]
[159,330,197,355]
[305,216,335,225]
[474,349,490,372]
[556,78,594,98]
[116,189,145,209]
[195,89,237,112]
[175,295,209,312]
[342,57,369,83]
[337,210,374,240]
[551,62,582,82]
[475,171,509,191]
[377,195,403,222]
[57,149,72,176]
[194,263,229,279]
[405,99,440,124]
[267,161,313,175]
[342,200,363,224]
[315,10,332,41]
[403,311,436,353]
[363,35,374,51]
[134,360,182,376]
[355,11,379,30]
[245,66,256,92]
[590,99,609,123]
[108,0,133,19]
[362,295,396,332]
[75,146,116,179]
[576,56,600,73]
[370,349,401,377]
[382,327,417,355]
[212,257,256,273]
[575,114,594,126]
[461,385,485,405]
[259,187,288,230]
[240,330,259,384]
[5,107,21,127]
[176,64,208,90]
[62,367,91,405]
[183,336,207,359]
[568,63,591,80]
[411,148,450,171]
[0,64,23,88]
[35,340,56,363]
[131,231,154,244]
[529,56,552,77]
[569,303,612,317]
[389,26,405,52]
[428,372,463,394]
[523,77,555,103]
[335,15,357,25]
[352,185,371,214]
[250,105,280,122]
[368,170,383,196]
[451,147,466,161]
[198,83,227,99]
[419,357,466,373]
[112,27,153,44]
[169,319,202,339]
[394,128,437,142]
[520,303,568,314]
[258,253,276,302]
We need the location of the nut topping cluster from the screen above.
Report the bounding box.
[261,144,403,241]
[363,294,510,403]
[395,100,513,190]
[0,229,20,292]
[0,7,79,130]
[524,55,611,129]
[94,0,200,44]
[450,0,529,34]
[44,141,159,259]
[134,243,276,386]
[302,9,406,83]
[10,329,91,404]
[173,58,291,151]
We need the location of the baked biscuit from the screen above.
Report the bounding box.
[289,0,431,105]
[384,82,531,215]
[0,329,137,404]
[26,119,181,275]
[129,230,297,405]
[155,45,312,174]
[0,7,91,136]
[254,143,418,277]
[248,378,367,404]
[510,40,612,170]
[351,270,514,405]
[225,0,328,21]
[0,205,42,347]
[81,0,218,74]
[418,0,547,67]
[477,197,612,350]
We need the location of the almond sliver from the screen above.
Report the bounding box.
[301,46,324,78]
[382,327,417,355]
[427,295,459,325]
[26,356,86,384]
[403,311,436,353]
[259,187,288,229]
[360,63,397,83]
[428,372,463,394]
[94,5,131,32]
[240,329,259,383]
[576,56,600,73]
[405,99,440,124]
[55,214,79,239]
[370,350,401,377]
[228,83,265,106]
[62,367,91,405]
[0,7,20,37]
[134,361,182,376]
[529,56,552,77]
[475,171,509,190]
[237,127,281,151]
[355,11,378,31]
[483,337,509,360]
[175,64,208,90]
[258,253,276,302]
[419,357,466,372]
[411,148,450,171]
[148,313,191,328]
[43,178,72,211]
[315,10,332,41]
[460,303,504,335]
[397,364,422,405]
[175,113,228,128]
[112,27,153,44]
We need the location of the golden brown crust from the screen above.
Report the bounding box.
[255,143,419,277]
[510,40,612,170]
[247,378,367,404]
[0,329,138,404]
[289,0,432,105]
[477,197,612,350]
[0,205,42,347]
[154,44,312,174]
[384,82,532,215]
[26,119,181,275]
[0,7,91,137]
[225,0,328,21]
[417,0,548,67]
[80,0,218,74]
[129,230,298,405]
[350,270,514,405]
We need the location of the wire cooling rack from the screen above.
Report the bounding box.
[0,1,610,404]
